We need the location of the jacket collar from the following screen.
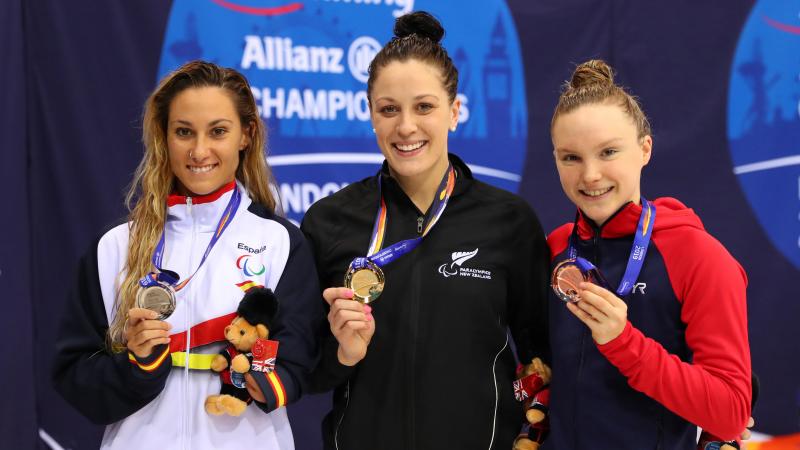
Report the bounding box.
[378,153,473,207]
[165,181,241,233]
[166,180,236,207]
[575,201,641,240]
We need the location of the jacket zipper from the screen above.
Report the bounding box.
[184,195,194,449]
[409,214,423,447]
[573,328,588,449]
[574,219,602,449]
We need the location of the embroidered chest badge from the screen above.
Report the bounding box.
[236,254,266,277]
[437,248,493,280]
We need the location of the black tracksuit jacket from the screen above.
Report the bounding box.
[301,154,549,450]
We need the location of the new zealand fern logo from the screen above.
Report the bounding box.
[438,249,479,278]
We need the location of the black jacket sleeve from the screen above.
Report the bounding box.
[300,201,357,394]
[250,219,326,412]
[507,201,550,365]
[52,238,170,425]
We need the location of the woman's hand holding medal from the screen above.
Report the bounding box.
[124,307,172,358]
[558,199,654,345]
[323,287,375,366]
[565,282,628,345]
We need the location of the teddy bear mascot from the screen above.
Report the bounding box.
[513,357,552,450]
[205,287,279,416]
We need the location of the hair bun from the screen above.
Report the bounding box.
[394,11,445,43]
[569,59,615,89]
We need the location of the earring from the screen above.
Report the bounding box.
[450,125,457,132]
[372,128,376,133]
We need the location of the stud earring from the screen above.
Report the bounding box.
[450,125,457,132]
[372,128,376,133]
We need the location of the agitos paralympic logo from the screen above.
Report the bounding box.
[236,254,266,276]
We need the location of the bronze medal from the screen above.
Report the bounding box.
[551,259,588,303]
[344,261,385,304]
[135,284,176,320]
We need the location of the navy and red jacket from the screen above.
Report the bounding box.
[544,198,751,450]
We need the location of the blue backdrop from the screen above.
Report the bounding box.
[3,0,798,448]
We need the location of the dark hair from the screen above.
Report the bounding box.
[367,11,459,103]
[551,59,651,139]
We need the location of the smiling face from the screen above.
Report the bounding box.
[167,86,250,197]
[370,59,460,189]
[552,102,652,225]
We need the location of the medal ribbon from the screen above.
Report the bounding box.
[567,197,656,297]
[139,184,242,291]
[350,164,456,271]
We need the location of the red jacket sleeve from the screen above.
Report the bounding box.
[546,223,573,261]
[596,228,751,440]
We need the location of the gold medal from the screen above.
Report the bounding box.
[551,259,588,303]
[136,284,176,319]
[344,261,385,304]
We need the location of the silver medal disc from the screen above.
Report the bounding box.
[136,284,176,320]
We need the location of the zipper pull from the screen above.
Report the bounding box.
[186,196,193,213]
[417,216,424,235]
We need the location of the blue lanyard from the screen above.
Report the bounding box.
[350,165,456,272]
[567,197,656,297]
[139,185,242,291]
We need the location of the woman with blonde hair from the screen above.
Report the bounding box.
[53,60,323,449]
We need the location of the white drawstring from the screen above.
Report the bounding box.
[487,332,509,450]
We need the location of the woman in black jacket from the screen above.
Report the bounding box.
[301,11,550,450]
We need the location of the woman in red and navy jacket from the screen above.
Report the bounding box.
[542,59,752,450]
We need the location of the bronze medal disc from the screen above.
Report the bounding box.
[344,263,385,304]
[551,259,588,303]
[136,284,176,320]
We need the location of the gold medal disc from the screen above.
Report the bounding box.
[344,263,385,304]
[551,259,588,303]
[136,284,176,320]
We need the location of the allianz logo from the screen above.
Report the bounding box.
[241,35,381,83]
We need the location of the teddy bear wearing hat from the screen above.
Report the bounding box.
[205,287,279,416]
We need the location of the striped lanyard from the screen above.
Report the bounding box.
[350,164,456,271]
[567,197,656,297]
[139,185,242,291]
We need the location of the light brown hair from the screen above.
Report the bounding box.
[108,60,275,349]
[551,59,651,140]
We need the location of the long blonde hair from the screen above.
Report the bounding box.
[108,61,275,349]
